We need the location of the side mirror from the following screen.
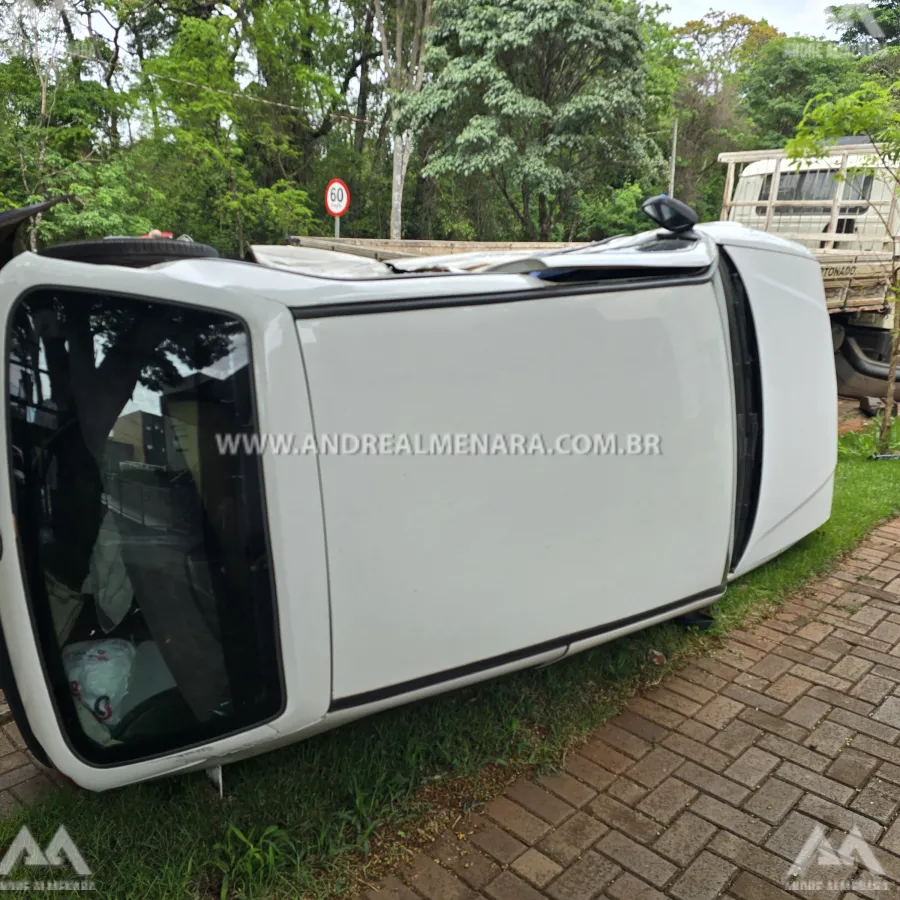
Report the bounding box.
[641,195,699,234]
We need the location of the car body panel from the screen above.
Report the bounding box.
[0,219,836,789]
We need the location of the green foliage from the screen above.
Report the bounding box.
[739,37,864,147]
[408,0,656,240]
[577,183,650,239]
[0,0,881,252]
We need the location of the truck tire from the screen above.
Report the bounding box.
[39,237,219,267]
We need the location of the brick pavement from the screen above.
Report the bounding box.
[366,519,900,899]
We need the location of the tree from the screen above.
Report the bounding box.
[739,37,864,148]
[829,0,900,49]
[789,79,900,451]
[408,0,651,241]
[373,0,434,240]
[670,11,781,216]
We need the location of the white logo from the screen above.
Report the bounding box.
[0,826,94,892]
[831,3,887,42]
[787,825,888,893]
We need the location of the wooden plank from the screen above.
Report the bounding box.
[764,157,782,231]
[720,162,735,221]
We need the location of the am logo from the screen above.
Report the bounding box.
[0,825,91,877]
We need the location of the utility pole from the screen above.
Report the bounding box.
[669,118,678,196]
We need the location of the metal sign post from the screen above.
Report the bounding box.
[325,178,350,239]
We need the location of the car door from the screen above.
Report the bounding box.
[293,243,738,705]
[0,251,330,791]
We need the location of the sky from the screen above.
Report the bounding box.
[661,1,840,40]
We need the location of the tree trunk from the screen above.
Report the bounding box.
[879,292,900,452]
[390,124,412,241]
[354,5,375,155]
[538,193,551,241]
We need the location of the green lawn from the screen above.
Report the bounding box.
[5,438,900,899]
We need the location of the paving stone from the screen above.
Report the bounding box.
[690,794,770,843]
[467,815,527,864]
[852,776,900,824]
[708,831,795,887]
[795,621,834,644]
[593,723,651,760]
[694,695,745,730]
[675,760,750,805]
[653,812,717,866]
[805,721,854,757]
[829,707,900,743]
[587,794,661,844]
[627,697,684,730]
[644,686,701,717]
[511,847,563,888]
[775,761,856,805]
[606,777,648,806]
[669,850,737,900]
[606,871,666,900]
[743,777,803,824]
[784,696,830,729]
[878,817,900,856]
[756,734,830,774]
[723,683,787,716]
[826,748,879,789]
[608,711,669,744]
[505,781,574,826]
[791,664,852,692]
[626,747,683,789]
[807,686,875,720]
[677,718,716,743]
[873,696,900,727]
[484,796,550,844]
[739,708,808,744]
[595,830,676,888]
[709,719,762,758]
[666,674,715,706]
[766,674,812,704]
[545,849,618,900]
[578,741,632,775]
[663,732,730,772]
[830,656,874,681]
[9,775,55,807]
[682,661,730,691]
[851,674,896,704]
[564,753,616,792]
[729,871,795,900]
[796,793,884,843]
[749,654,794,681]
[429,832,499,890]
[484,870,547,900]
[850,605,888,627]
[0,763,40,792]
[536,773,596,809]
[764,811,826,862]
[403,853,479,900]
[537,811,607,867]
[636,778,697,826]
[724,747,780,788]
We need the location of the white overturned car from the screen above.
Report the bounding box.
[0,197,836,790]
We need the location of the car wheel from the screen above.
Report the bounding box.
[39,237,219,267]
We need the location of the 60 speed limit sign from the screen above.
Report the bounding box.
[325,178,350,217]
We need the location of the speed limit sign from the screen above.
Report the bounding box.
[325,178,350,217]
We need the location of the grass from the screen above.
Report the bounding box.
[4,439,900,899]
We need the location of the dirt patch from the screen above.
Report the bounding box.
[838,396,869,436]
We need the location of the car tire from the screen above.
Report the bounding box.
[39,237,219,267]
